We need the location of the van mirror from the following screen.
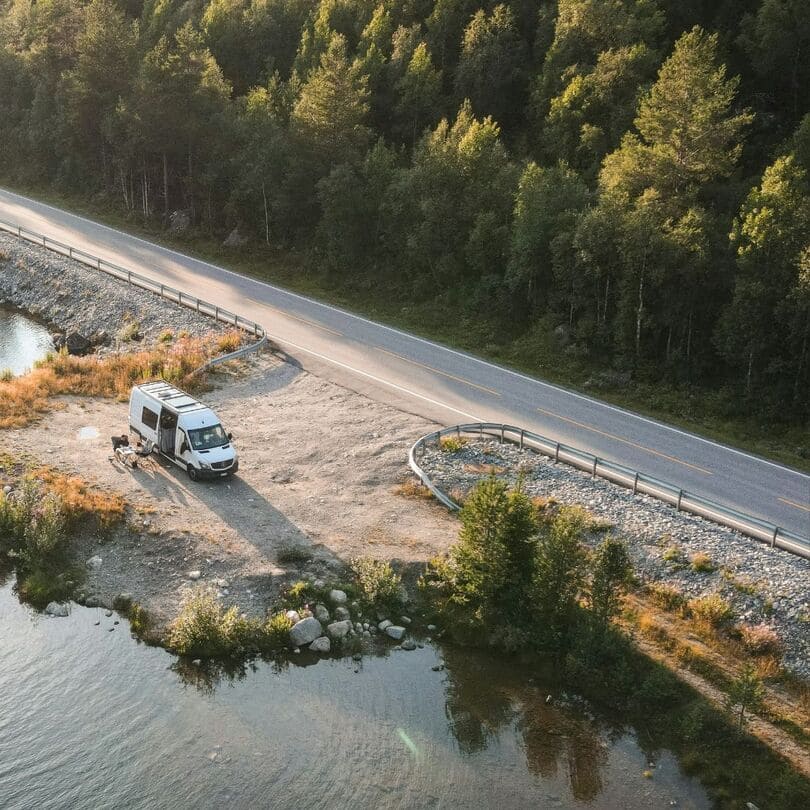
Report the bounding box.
[227,432,233,441]
[180,441,189,455]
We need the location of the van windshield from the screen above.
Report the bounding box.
[187,424,228,451]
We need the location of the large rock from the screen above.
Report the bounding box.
[327,620,352,640]
[45,602,69,617]
[377,619,392,631]
[65,332,91,356]
[289,616,322,646]
[334,606,350,621]
[329,589,348,605]
[309,636,331,653]
[314,604,330,623]
[385,626,406,641]
[169,210,191,234]
[222,226,248,248]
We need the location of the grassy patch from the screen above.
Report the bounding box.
[688,594,736,629]
[439,435,467,453]
[690,551,715,573]
[0,335,221,430]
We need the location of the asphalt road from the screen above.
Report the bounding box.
[1,187,808,539]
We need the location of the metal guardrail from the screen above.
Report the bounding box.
[0,217,268,366]
[409,423,810,560]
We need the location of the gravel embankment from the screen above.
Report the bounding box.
[0,233,227,343]
[420,440,810,679]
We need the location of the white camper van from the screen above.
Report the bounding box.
[129,381,238,481]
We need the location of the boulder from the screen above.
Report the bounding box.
[309,636,331,653]
[285,610,301,624]
[329,589,348,605]
[401,640,417,651]
[222,226,248,248]
[169,210,191,234]
[327,620,352,640]
[86,555,102,570]
[334,606,350,621]
[377,620,392,631]
[289,616,322,646]
[385,626,406,641]
[45,602,69,617]
[314,604,330,623]
[65,332,92,356]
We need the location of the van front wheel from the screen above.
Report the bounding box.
[187,464,199,482]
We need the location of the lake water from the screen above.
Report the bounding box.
[0,578,711,810]
[0,306,54,375]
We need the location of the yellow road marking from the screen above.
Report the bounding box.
[376,347,501,397]
[779,497,810,513]
[536,406,713,475]
[245,297,344,337]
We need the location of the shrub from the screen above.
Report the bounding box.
[393,478,434,500]
[167,586,253,657]
[276,544,313,566]
[647,582,685,611]
[738,623,783,657]
[0,368,13,382]
[690,552,715,573]
[689,594,735,628]
[22,491,67,566]
[158,330,174,343]
[439,435,467,453]
[286,580,317,605]
[725,664,764,727]
[662,545,684,563]
[263,612,293,649]
[215,330,243,354]
[117,320,141,342]
[350,556,401,608]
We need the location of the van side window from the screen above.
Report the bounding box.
[142,407,158,430]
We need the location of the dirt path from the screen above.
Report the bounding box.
[1,355,457,625]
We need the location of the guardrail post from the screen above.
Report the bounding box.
[677,490,683,510]
[554,443,560,463]
[633,472,639,494]
[771,527,779,548]
[519,430,524,450]
[500,425,504,444]
[592,457,598,477]
[68,247,73,259]
[215,306,220,322]
[97,258,101,269]
[456,426,460,439]
[160,284,164,297]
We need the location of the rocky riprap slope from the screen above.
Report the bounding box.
[419,439,810,679]
[0,233,227,344]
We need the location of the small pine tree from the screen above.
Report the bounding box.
[725,664,765,728]
[588,537,632,636]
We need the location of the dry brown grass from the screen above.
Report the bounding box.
[30,466,126,529]
[0,336,220,430]
[215,330,244,354]
[393,478,435,500]
[462,462,506,474]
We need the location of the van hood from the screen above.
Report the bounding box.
[194,444,237,464]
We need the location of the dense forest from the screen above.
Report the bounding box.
[0,0,808,427]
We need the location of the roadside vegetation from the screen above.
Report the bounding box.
[1,1,808,468]
[0,331,241,429]
[417,476,809,806]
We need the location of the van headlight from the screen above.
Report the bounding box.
[199,462,211,470]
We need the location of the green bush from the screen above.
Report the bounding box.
[647,582,686,612]
[263,612,293,649]
[689,594,735,628]
[439,435,467,453]
[116,320,141,342]
[167,587,253,657]
[350,556,401,608]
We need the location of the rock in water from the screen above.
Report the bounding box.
[289,616,322,646]
[377,619,392,631]
[385,626,406,641]
[327,620,352,639]
[45,602,69,617]
[401,640,417,651]
[309,636,331,653]
[329,589,348,605]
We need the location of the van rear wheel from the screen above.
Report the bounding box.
[187,464,199,482]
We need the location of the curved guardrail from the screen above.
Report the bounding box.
[409,423,810,560]
[0,217,268,366]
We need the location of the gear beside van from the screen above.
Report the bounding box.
[129,381,238,481]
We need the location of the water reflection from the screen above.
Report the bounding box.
[0,307,54,375]
[0,582,711,810]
